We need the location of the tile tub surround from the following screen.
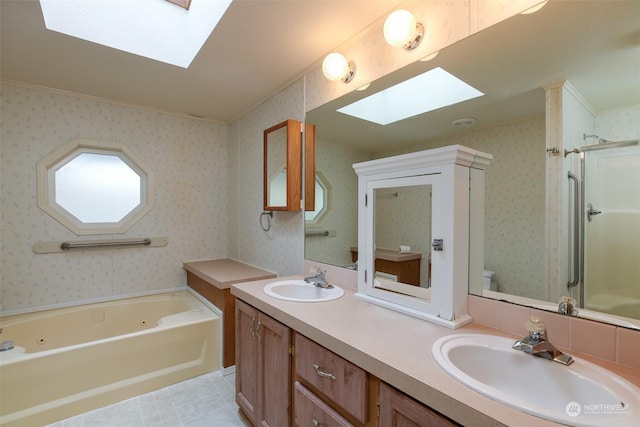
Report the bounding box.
[231,276,640,427]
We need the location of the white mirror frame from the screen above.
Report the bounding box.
[37,138,155,235]
[353,145,491,329]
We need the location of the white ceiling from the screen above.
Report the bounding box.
[2,0,639,145]
[0,0,405,123]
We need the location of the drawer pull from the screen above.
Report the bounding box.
[313,364,336,380]
[312,419,319,427]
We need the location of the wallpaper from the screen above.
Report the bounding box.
[0,83,229,313]
[595,106,640,142]
[378,115,547,299]
[304,139,371,267]
[227,80,305,277]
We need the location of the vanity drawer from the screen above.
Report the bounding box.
[295,333,367,423]
[294,382,353,427]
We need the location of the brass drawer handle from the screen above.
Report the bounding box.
[313,363,336,380]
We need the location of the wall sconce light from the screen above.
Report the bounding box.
[383,9,424,50]
[322,53,356,83]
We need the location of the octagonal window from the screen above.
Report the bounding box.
[37,138,154,235]
[305,172,329,224]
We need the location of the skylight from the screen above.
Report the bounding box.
[39,0,233,68]
[337,67,484,125]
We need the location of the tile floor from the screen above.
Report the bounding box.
[47,372,250,427]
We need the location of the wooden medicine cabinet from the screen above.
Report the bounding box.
[263,119,315,212]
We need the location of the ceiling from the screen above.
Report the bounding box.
[0,0,404,123]
[2,0,638,143]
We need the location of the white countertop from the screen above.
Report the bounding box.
[183,258,276,290]
[231,275,571,427]
[231,276,544,427]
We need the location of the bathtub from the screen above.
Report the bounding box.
[0,290,220,427]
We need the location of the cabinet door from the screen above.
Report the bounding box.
[258,310,291,427]
[379,382,458,427]
[236,300,259,424]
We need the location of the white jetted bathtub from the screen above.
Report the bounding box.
[0,291,220,427]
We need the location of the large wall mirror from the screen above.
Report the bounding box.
[305,2,640,328]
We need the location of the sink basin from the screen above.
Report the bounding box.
[264,280,344,302]
[432,334,640,427]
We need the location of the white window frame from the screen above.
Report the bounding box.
[37,138,155,235]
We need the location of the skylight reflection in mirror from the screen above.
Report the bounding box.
[337,67,484,125]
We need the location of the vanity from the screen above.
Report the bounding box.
[233,279,470,427]
[232,276,640,427]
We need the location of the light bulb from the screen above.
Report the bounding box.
[322,53,348,81]
[384,10,417,47]
[322,53,355,83]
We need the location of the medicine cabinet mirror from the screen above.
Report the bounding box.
[37,138,154,235]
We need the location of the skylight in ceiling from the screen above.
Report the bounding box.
[337,67,484,125]
[39,0,232,68]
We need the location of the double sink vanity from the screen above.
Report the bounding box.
[187,144,639,426]
[231,275,640,427]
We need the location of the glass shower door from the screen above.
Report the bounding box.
[583,146,640,319]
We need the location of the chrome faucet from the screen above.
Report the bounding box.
[558,296,579,316]
[512,317,574,365]
[304,269,333,289]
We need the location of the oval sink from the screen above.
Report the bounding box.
[264,280,344,302]
[432,334,640,427]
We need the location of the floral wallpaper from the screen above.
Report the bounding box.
[227,80,305,277]
[1,83,228,313]
[379,115,547,299]
[304,139,371,268]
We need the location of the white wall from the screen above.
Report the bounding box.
[0,83,229,313]
[595,106,640,141]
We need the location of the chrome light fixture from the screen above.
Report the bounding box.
[383,9,424,50]
[322,53,356,83]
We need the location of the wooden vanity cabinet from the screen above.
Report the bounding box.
[235,300,291,427]
[235,299,459,427]
[379,382,459,427]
